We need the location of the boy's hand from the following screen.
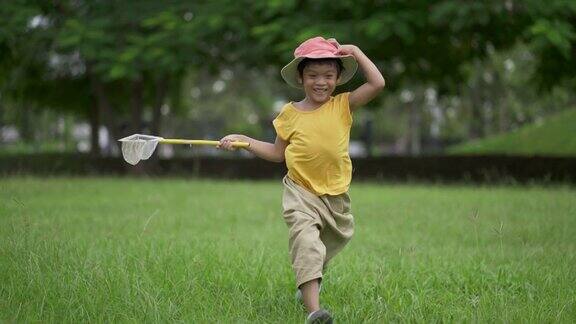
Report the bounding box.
[337,44,359,57]
[218,134,247,151]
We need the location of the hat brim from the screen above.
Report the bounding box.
[281,55,358,89]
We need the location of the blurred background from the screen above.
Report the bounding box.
[1,1,575,180]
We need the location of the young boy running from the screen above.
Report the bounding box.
[219,36,385,323]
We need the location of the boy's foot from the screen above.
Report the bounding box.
[295,284,322,303]
[306,309,333,324]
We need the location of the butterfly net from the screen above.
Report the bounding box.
[118,134,162,165]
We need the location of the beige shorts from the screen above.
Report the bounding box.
[282,176,355,288]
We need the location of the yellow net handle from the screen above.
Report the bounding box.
[159,139,250,148]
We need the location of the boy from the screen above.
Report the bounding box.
[219,36,385,323]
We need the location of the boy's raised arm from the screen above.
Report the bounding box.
[337,45,385,110]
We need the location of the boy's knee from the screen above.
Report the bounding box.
[292,229,324,250]
[290,228,326,264]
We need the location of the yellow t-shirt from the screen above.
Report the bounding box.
[273,92,353,196]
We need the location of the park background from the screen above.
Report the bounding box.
[1,1,575,323]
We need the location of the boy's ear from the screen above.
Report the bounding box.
[297,77,303,84]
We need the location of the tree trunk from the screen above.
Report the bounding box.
[362,117,374,157]
[0,103,4,131]
[130,77,144,134]
[469,101,483,139]
[89,74,119,156]
[89,98,100,156]
[151,75,168,136]
[142,75,170,168]
[495,73,509,134]
[408,101,421,156]
[19,105,34,143]
[469,61,484,139]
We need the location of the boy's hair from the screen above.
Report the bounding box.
[297,58,344,78]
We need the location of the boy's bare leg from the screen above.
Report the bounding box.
[300,279,321,314]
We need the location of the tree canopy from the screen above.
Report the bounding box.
[1,0,574,154]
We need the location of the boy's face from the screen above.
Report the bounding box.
[299,63,340,104]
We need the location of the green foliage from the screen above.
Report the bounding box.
[530,19,575,59]
[2,0,575,90]
[449,108,576,156]
[55,4,198,81]
[522,0,576,89]
[1,0,575,152]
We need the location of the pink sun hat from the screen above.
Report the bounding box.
[281,36,358,89]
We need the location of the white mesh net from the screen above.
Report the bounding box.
[118,134,162,165]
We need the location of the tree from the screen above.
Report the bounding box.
[2,0,575,156]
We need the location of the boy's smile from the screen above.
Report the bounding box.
[300,64,340,106]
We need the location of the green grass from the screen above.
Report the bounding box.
[1,177,575,323]
[449,108,576,156]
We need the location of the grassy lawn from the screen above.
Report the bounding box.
[1,177,575,322]
[449,108,576,156]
